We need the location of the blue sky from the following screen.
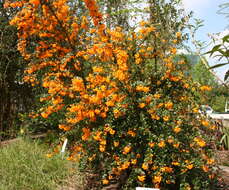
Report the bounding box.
[183,0,229,81]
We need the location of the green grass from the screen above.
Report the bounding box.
[0,138,78,190]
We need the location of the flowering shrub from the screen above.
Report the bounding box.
[5,0,218,189]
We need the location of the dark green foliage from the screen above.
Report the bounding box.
[0,2,33,140]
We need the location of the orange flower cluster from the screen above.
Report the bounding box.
[136,85,150,93]
[83,0,105,35]
[4,0,24,8]
[84,0,103,26]
[200,85,212,91]
[59,124,71,131]
[194,137,206,147]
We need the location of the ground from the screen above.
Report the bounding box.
[216,150,229,189]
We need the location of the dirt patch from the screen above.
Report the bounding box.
[216,151,229,166]
[215,151,229,189]
[58,173,84,190]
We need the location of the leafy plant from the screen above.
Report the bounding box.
[207,34,229,81]
[220,126,229,150]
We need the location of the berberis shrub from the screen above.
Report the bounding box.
[5,0,218,189]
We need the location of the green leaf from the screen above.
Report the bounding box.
[209,63,228,69]
[209,44,222,56]
[220,134,226,144]
[222,34,229,43]
[224,70,229,81]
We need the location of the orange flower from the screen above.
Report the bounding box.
[151,114,160,120]
[161,167,173,173]
[193,107,199,113]
[121,161,130,170]
[127,130,136,137]
[153,175,162,183]
[163,116,169,122]
[114,141,119,147]
[157,103,163,108]
[167,137,174,144]
[102,179,109,185]
[123,146,131,154]
[209,174,215,179]
[201,120,209,127]
[131,159,137,165]
[145,96,152,103]
[154,94,161,99]
[139,21,147,27]
[136,85,150,92]
[82,128,91,141]
[166,180,172,184]
[170,47,177,54]
[202,165,209,172]
[158,140,165,148]
[151,166,158,170]
[100,139,106,145]
[92,66,103,73]
[148,142,155,148]
[108,175,113,180]
[176,32,181,38]
[172,161,180,166]
[173,126,181,133]
[138,103,146,108]
[59,124,71,131]
[46,153,53,158]
[173,143,180,148]
[194,137,206,147]
[142,163,149,170]
[186,164,193,170]
[41,112,48,118]
[113,109,121,118]
[207,159,215,165]
[183,83,189,88]
[165,101,173,109]
[109,129,115,135]
[200,85,212,91]
[106,100,115,107]
[170,76,180,82]
[99,145,105,152]
[138,175,145,182]
[29,0,40,7]
[72,77,85,92]
[210,125,216,130]
[93,131,102,141]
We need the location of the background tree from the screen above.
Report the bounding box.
[0,0,33,140]
[217,2,229,28]
[190,57,229,112]
[98,0,131,30]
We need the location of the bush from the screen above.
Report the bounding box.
[5,0,218,189]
